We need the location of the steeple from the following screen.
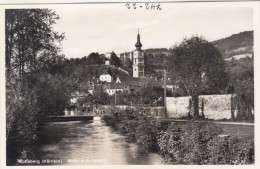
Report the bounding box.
[135,29,142,50]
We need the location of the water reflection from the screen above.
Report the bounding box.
[29,120,164,165]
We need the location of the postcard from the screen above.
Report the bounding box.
[0,0,259,168]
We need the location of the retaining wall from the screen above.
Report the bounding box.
[166,94,234,120]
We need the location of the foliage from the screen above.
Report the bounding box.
[103,109,254,164]
[207,136,254,164]
[157,122,254,164]
[103,108,161,151]
[109,52,121,67]
[144,53,158,77]
[91,85,112,105]
[135,86,165,106]
[6,9,73,163]
[85,52,104,65]
[168,36,229,118]
[5,9,65,76]
[115,91,134,105]
[114,85,172,106]
[6,73,39,144]
[226,57,254,121]
[122,57,133,71]
[33,72,76,117]
[158,122,223,164]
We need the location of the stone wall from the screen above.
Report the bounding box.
[166,96,191,118]
[199,95,233,120]
[166,94,234,120]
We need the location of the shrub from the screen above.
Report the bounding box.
[157,122,223,164]
[103,108,162,151]
[134,112,161,151]
[207,135,254,164]
[103,109,254,164]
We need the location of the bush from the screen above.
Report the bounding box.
[103,108,161,151]
[207,135,254,164]
[157,122,223,164]
[157,122,254,164]
[103,109,254,164]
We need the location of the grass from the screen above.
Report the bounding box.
[164,118,254,138]
[214,123,254,138]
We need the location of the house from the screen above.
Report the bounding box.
[118,51,133,62]
[114,74,160,93]
[105,60,110,65]
[105,51,115,59]
[99,72,112,83]
[104,83,124,95]
[86,84,95,94]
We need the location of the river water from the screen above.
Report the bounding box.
[26,120,164,165]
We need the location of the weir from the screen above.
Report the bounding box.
[43,115,95,122]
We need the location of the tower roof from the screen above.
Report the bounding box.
[135,29,142,50]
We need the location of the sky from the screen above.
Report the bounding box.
[50,3,253,59]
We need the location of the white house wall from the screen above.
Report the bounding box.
[105,89,123,95]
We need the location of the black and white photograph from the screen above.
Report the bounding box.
[1,0,259,167]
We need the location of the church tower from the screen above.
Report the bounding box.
[133,30,145,78]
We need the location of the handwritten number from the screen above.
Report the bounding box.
[133,3,137,9]
[145,3,149,10]
[125,3,130,9]
[125,3,162,10]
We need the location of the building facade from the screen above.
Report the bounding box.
[99,73,112,83]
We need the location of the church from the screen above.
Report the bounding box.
[132,30,145,78]
[118,30,145,78]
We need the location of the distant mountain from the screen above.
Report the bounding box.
[143,31,254,60]
[212,31,253,59]
[144,48,171,56]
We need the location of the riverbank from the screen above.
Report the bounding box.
[102,108,254,164]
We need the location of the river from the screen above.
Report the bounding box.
[25,119,164,165]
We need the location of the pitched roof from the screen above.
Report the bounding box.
[117,75,159,87]
[104,83,125,90]
[100,70,111,76]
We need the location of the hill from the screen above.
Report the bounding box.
[212,31,253,59]
[144,48,171,56]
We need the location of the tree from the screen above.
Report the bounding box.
[109,52,121,67]
[91,85,112,105]
[122,57,133,69]
[86,52,103,65]
[5,9,65,77]
[226,57,254,121]
[168,36,229,119]
[6,9,69,163]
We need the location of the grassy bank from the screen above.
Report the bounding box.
[102,108,254,164]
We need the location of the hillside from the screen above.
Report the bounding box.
[212,31,253,59]
[144,48,171,56]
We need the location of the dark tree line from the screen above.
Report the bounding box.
[6,9,76,164]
